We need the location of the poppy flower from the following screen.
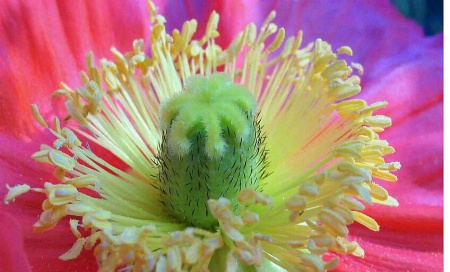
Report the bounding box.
[0,0,442,271]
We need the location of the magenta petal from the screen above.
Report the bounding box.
[154,0,260,46]
[0,212,31,272]
[0,133,53,189]
[362,34,443,203]
[338,31,442,270]
[382,103,443,203]
[336,224,442,272]
[219,0,422,71]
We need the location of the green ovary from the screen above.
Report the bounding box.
[157,74,268,229]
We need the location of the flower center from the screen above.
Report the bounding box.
[157,73,268,229]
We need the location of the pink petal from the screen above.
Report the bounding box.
[0,133,98,271]
[0,0,149,138]
[0,1,150,268]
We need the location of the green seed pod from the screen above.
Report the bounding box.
[157,74,269,229]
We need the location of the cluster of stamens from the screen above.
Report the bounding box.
[4,2,400,271]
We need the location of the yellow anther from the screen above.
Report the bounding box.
[364,115,392,128]
[361,101,388,115]
[311,235,334,248]
[351,62,364,75]
[69,219,81,238]
[148,0,157,24]
[246,23,257,45]
[237,189,256,204]
[299,254,325,272]
[350,183,373,204]
[205,11,220,40]
[65,100,88,126]
[31,104,48,128]
[66,203,95,216]
[291,30,303,54]
[369,182,389,201]
[262,11,277,30]
[59,237,86,260]
[254,192,273,206]
[335,99,367,117]
[167,247,182,271]
[321,208,347,225]
[352,211,379,231]
[314,53,337,73]
[377,162,401,171]
[280,36,295,58]
[318,211,349,237]
[330,205,354,224]
[329,81,361,100]
[111,47,129,74]
[337,46,353,56]
[322,60,349,79]
[82,210,112,229]
[286,194,307,211]
[223,32,246,60]
[236,248,254,265]
[373,169,398,182]
[184,241,201,264]
[64,175,98,188]
[298,183,320,198]
[223,224,244,242]
[48,150,77,171]
[241,211,259,225]
[46,183,78,206]
[4,184,31,204]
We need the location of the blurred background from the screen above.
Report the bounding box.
[391,0,443,35]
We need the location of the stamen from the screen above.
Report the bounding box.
[353,211,380,231]
[4,184,31,204]
[59,237,86,260]
[31,104,48,128]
